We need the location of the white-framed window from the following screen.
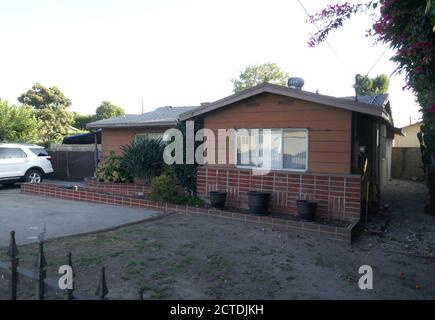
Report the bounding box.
[235,128,308,171]
[135,132,163,142]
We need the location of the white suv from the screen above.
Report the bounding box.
[0,143,54,186]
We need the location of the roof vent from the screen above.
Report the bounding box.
[287,77,305,90]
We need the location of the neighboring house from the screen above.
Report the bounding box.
[392,122,424,180]
[88,82,398,221]
[87,106,198,156]
[180,83,397,221]
[394,121,422,147]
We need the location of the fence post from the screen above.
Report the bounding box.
[64,252,75,300]
[95,267,108,300]
[138,288,144,300]
[34,241,47,300]
[6,231,19,300]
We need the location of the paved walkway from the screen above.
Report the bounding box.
[0,186,161,246]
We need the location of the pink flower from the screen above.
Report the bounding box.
[428,104,435,113]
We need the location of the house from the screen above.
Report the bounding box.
[394,121,422,148]
[392,122,424,180]
[180,83,397,221]
[87,106,198,156]
[88,82,398,222]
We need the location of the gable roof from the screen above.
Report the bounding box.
[179,83,389,121]
[87,106,198,129]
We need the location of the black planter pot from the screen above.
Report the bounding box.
[296,200,318,222]
[209,191,227,209]
[247,191,272,215]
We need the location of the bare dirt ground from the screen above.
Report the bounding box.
[0,179,434,300]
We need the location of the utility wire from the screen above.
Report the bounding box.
[297,0,354,76]
[366,47,389,76]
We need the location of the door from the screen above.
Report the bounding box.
[0,148,28,179]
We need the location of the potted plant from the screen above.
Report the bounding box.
[296,200,318,222]
[247,191,272,215]
[209,191,227,209]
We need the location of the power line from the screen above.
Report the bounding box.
[297,0,354,76]
[366,47,389,76]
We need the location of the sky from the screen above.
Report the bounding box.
[0,0,422,127]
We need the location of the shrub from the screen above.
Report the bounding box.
[174,195,204,206]
[171,121,202,196]
[121,138,165,183]
[149,174,178,203]
[95,151,132,183]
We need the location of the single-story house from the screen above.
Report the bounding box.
[88,82,398,222]
[394,121,422,148]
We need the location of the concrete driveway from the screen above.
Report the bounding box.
[0,186,161,246]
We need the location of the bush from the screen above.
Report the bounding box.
[174,195,204,206]
[95,151,132,183]
[121,138,165,183]
[149,174,179,203]
[171,121,202,196]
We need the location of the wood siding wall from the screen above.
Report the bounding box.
[101,127,167,156]
[203,93,352,174]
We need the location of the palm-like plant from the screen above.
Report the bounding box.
[121,137,166,183]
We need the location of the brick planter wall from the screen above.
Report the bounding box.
[83,178,151,197]
[197,166,361,221]
[21,183,359,243]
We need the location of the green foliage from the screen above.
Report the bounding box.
[354,74,390,95]
[121,137,166,182]
[174,195,204,206]
[35,107,75,143]
[95,151,132,183]
[149,174,178,203]
[231,62,290,92]
[18,83,71,110]
[95,101,125,121]
[170,121,202,196]
[73,113,96,130]
[0,99,42,143]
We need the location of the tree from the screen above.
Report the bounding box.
[95,101,124,120]
[36,107,75,143]
[354,73,390,95]
[0,99,42,143]
[231,62,290,92]
[308,1,435,215]
[18,83,75,143]
[18,83,71,110]
[73,113,96,130]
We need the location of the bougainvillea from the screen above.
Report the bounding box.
[308,0,435,215]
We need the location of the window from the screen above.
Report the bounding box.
[30,148,49,157]
[135,133,163,142]
[235,129,308,171]
[0,148,27,159]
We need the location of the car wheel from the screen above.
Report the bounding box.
[24,169,43,183]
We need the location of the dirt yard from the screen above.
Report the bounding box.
[1,180,434,300]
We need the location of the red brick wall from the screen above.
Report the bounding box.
[84,179,151,197]
[197,166,361,221]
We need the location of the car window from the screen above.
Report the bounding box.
[30,148,49,157]
[0,148,27,159]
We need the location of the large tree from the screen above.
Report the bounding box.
[18,83,71,110]
[231,62,290,92]
[18,83,74,143]
[354,73,390,95]
[0,99,42,143]
[308,0,435,215]
[95,101,124,121]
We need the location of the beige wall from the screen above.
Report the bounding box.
[394,123,421,148]
[202,93,353,175]
[101,127,167,156]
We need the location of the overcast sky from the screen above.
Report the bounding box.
[0,0,421,127]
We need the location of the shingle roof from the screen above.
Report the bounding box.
[87,106,199,129]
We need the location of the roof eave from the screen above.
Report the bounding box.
[86,120,177,129]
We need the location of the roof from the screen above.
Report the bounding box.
[180,83,389,121]
[63,130,102,145]
[87,106,199,129]
[401,121,422,129]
